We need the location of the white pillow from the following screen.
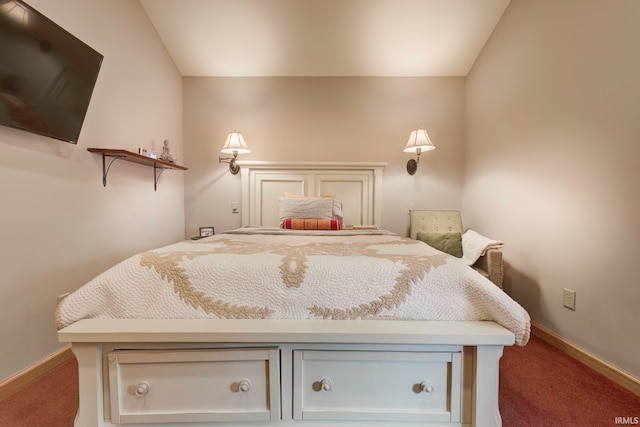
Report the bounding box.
[331,198,344,225]
[278,197,335,224]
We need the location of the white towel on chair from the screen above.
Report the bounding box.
[462,229,505,266]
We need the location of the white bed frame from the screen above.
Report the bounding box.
[58,162,515,427]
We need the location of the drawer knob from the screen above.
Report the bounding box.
[135,381,150,396]
[238,379,251,393]
[420,381,434,394]
[320,378,332,392]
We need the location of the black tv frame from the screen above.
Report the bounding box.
[0,0,104,144]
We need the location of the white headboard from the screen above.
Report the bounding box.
[239,162,387,227]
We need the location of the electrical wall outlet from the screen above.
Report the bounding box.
[563,288,576,310]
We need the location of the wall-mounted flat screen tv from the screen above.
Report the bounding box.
[0,0,103,144]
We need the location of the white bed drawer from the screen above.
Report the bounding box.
[107,348,280,424]
[293,350,462,423]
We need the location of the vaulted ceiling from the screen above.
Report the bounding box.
[140,0,510,77]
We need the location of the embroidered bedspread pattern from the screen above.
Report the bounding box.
[56,230,531,345]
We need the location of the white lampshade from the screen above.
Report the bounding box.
[403,128,436,154]
[221,131,251,155]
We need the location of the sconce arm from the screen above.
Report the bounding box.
[219,151,241,175]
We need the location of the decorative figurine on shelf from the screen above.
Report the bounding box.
[159,139,175,163]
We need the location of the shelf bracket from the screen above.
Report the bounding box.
[101,154,125,187]
[153,163,165,192]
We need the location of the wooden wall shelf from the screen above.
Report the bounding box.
[87,148,188,191]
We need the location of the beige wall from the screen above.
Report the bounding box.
[0,0,184,381]
[463,0,640,377]
[184,77,466,237]
[8,0,637,385]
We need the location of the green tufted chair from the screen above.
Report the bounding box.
[409,210,504,288]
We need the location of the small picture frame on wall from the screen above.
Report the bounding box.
[199,226,215,237]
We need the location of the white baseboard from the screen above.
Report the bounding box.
[531,322,639,396]
[0,345,74,401]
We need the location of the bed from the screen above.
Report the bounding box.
[57,162,530,427]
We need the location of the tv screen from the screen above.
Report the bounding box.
[0,0,103,144]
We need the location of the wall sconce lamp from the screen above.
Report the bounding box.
[219,131,251,175]
[403,128,436,175]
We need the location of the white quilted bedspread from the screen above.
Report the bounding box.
[57,228,530,345]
